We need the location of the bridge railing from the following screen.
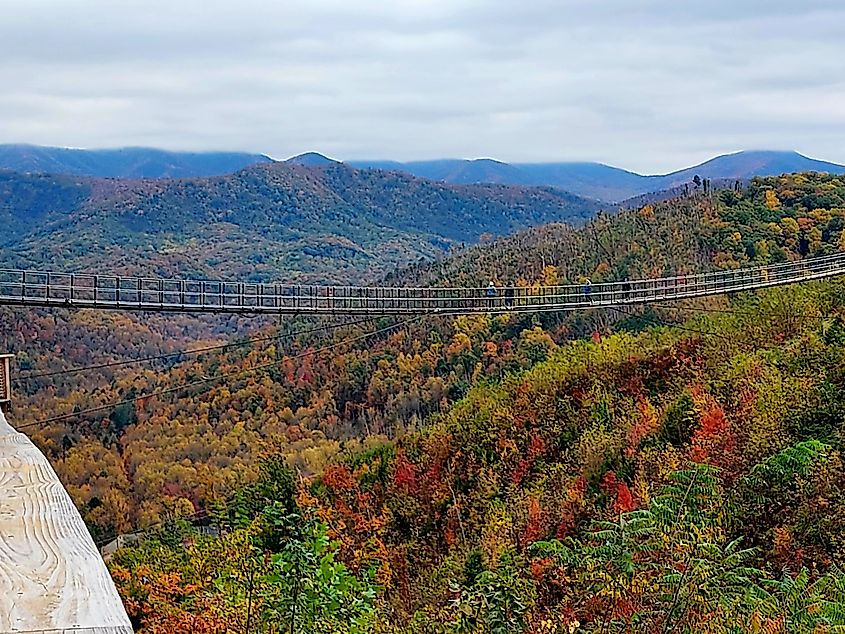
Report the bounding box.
[1,252,844,314]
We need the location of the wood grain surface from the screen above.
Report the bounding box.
[0,410,133,634]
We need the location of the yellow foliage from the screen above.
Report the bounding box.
[481,502,515,564]
[453,314,490,338]
[764,190,781,210]
[781,217,799,234]
[446,332,473,359]
[541,265,560,286]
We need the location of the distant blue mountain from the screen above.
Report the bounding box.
[351,151,845,202]
[364,158,531,185]
[285,152,341,167]
[3,145,843,202]
[0,144,273,179]
[655,151,845,189]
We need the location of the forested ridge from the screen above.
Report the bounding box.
[6,172,845,631]
[0,144,272,179]
[0,161,601,284]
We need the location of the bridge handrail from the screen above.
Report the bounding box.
[1,252,843,315]
[1,251,844,294]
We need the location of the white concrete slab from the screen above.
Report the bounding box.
[0,410,133,634]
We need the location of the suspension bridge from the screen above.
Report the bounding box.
[1,252,844,633]
[2,251,845,316]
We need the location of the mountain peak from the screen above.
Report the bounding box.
[285,152,339,167]
[660,149,845,187]
[469,158,509,166]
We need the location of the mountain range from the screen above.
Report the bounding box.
[2,145,844,203]
[350,150,845,202]
[0,144,272,179]
[0,162,601,284]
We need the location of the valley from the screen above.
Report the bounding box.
[6,170,845,631]
[5,0,845,630]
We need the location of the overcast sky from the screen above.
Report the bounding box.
[1,0,843,173]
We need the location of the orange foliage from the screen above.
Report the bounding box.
[393,450,418,493]
[625,398,660,457]
[511,432,546,486]
[522,497,545,546]
[321,464,357,492]
[688,393,739,475]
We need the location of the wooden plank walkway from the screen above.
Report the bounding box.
[0,410,132,634]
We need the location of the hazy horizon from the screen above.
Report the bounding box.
[4,143,845,178]
[2,1,843,173]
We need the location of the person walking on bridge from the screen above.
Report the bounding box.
[486,281,497,309]
[583,278,592,303]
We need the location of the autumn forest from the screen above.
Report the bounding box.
[5,172,845,632]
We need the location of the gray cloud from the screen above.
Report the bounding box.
[1,0,843,173]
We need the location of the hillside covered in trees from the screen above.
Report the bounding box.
[6,171,845,631]
[398,172,845,288]
[9,173,844,529]
[0,162,601,284]
[111,281,845,632]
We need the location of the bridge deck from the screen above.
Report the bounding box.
[0,410,132,634]
[2,253,844,316]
